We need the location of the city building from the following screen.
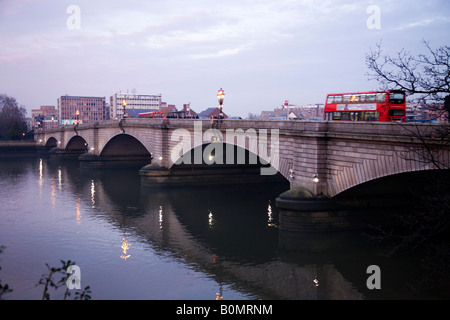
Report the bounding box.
[58,95,106,125]
[259,100,324,120]
[406,103,448,122]
[110,92,161,119]
[198,107,228,119]
[160,102,178,116]
[104,103,110,121]
[31,105,58,119]
[181,103,198,118]
[31,105,58,129]
[259,111,276,120]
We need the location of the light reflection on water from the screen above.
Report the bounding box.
[0,157,442,299]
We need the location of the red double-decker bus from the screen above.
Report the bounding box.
[138,111,165,118]
[323,90,406,122]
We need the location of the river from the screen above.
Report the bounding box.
[0,156,446,299]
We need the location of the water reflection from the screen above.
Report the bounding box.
[208,211,214,229]
[76,197,82,224]
[0,157,444,299]
[121,237,131,261]
[82,167,369,299]
[267,200,276,227]
[38,158,43,190]
[159,206,163,230]
[90,180,96,207]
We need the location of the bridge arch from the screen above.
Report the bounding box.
[328,149,445,197]
[169,142,288,184]
[45,137,58,148]
[66,135,89,152]
[100,133,152,159]
[336,169,446,197]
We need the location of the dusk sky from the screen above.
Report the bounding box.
[1,0,449,117]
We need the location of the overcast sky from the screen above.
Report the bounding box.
[1,0,449,117]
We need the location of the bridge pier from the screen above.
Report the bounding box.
[275,186,388,233]
[275,187,345,232]
[139,162,286,188]
[78,152,153,168]
[48,147,87,159]
[139,163,171,186]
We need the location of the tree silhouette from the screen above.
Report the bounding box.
[0,94,27,140]
[366,40,450,121]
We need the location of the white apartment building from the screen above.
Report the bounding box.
[110,92,162,119]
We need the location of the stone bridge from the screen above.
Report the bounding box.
[35,118,449,198]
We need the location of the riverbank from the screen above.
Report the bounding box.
[0,140,38,157]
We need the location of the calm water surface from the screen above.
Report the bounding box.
[0,156,441,299]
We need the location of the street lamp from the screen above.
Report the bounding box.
[313,173,319,183]
[217,88,225,119]
[75,110,80,135]
[122,99,127,118]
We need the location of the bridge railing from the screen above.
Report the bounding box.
[35,118,448,142]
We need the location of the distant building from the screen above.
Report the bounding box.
[110,92,161,119]
[31,105,58,118]
[259,111,276,120]
[160,102,178,116]
[182,103,198,118]
[31,105,58,129]
[198,107,228,119]
[406,103,448,122]
[58,95,106,125]
[41,116,59,129]
[125,109,156,118]
[259,100,324,120]
[104,103,110,120]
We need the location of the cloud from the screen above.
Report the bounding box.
[395,16,450,31]
[190,44,253,59]
[1,0,449,115]
[0,0,41,16]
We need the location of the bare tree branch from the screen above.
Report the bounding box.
[366,41,450,121]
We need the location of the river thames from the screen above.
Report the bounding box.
[0,156,447,299]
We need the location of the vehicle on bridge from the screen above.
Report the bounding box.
[138,111,165,118]
[324,90,406,122]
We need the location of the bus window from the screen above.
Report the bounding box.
[363,111,379,121]
[334,95,342,103]
[340,112,350,120]
[376,93,386,103]
[389,109,405,116]
[389,92,405,104]
[366,94,375,102]
[327,95,334,104]
[343,95,351,103]
[350,95,360,103]
[359,95,366,103]
[333,112,341,120]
